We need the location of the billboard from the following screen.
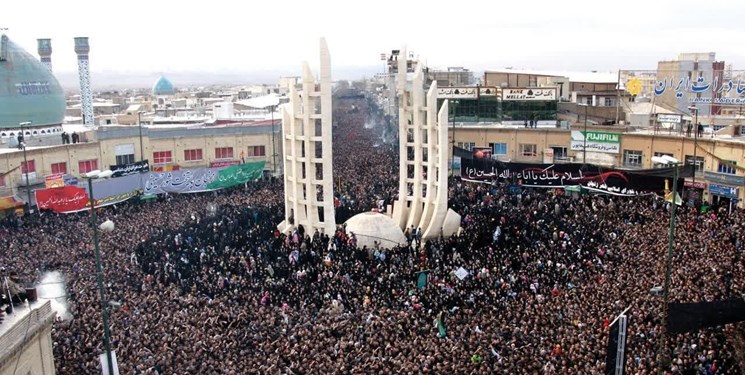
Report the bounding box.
[44,173,64,188]
[620,68,745,119]
[656,114,682,123]
[502,88,556,101]
[437,87,478,99]
[571,131,621,154]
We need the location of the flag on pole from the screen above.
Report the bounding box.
[416,270,428,289]
[436,312,447,338]
[437,318,447,338]
[665,191,683,206]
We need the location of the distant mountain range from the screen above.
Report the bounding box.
[53,66,381,91]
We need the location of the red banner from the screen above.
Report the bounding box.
[209,160,240,168]
[35,186,89,213]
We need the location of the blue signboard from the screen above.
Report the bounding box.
[704,171,745,185]
[709,183,739,198]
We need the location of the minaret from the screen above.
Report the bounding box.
[74,37,94,126]
[37,38,52,72]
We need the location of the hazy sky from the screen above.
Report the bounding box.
[4,0,745,79]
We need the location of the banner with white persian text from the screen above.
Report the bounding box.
[461,158,694,196]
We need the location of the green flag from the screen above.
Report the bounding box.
[206,162,265,190]
[417,271,428,289]
[437,318,447,338]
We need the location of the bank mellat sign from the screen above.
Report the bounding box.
[570,131,621,154]
[502,88,557,101]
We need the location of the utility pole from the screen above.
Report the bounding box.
[20,122,32,213]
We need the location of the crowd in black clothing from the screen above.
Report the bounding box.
[0,95,743,374]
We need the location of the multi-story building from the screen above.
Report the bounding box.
[426,67,473,87]
[1,122,280,206]
[449,124,745,208]
[656,52,726,117]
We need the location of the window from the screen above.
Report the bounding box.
[718,160,737,175]
[246,146,266,157]
[492,143,507,155]
[0,175,5,187]
[116,154,135,165]
[585,97,592,105]
[51,162,67,175]
[153,151,173,164]
[520,144,537,157]
[604,97,612,107]
[115,144,136,165]
[184,149,203,161]
[21,160,35,174]
[623,150,643,167]
[684,155,704,173]
[215,147,234,159]
[652,152,674,168]
[551,146,568,160]
[78,159,98,174]
[457,142,476,151]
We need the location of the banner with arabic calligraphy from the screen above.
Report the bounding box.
[206,161,265,190]
[144,167,218,195]
[88,173,142,209]
[35,186,89,213]
[110,160,150,178]
[460,158,693,196]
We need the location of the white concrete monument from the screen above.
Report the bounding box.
[278,38,336,236]
[391,47,461,240]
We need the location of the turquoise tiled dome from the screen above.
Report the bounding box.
[0,35,66,129]
[152,76,175,96]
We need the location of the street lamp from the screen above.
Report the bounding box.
[19,122,32,213]
[577,103,589,165]
[137,111,144,161]
[651,154,680,372]
[83,169,116,375]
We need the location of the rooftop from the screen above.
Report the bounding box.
[485,68,618,84]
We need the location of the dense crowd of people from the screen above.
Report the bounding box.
[0,92,743,374]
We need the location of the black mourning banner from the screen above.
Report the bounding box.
[110,160,150,178]
[460,158,694,196]
[667,299,745,334]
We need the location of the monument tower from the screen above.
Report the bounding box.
[278,38,336,236]
[391,47,461,240]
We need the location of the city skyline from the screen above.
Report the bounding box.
[4,0,744,86]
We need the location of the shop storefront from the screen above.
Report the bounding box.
[708,183,739,211]
[703,171,744,209]
[683,180,706,206]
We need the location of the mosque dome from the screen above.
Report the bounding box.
[152,76,175,96]
[345,212,407,249]
[0,35,65,129]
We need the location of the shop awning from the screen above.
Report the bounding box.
[0,196,24,210]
